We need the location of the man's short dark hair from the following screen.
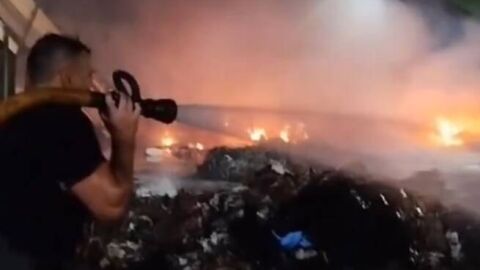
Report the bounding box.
[27,34,91,85]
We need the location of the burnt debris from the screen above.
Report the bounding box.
[79,146,480,270]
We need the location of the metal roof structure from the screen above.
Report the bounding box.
[0,0,59,48]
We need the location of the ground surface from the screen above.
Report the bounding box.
[79,146,480,270]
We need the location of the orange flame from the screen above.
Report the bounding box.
[188,142,205,150]
[161,136,176,147]
[279,129,290,143]
[248,128,267,142]
[280,124,309,144]
[435,118,464,147]
[195,142,205,150]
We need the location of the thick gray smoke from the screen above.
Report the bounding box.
[36,0,480,209]
[35,0,477,115]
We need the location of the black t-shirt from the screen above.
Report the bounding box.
[0,105,105,263]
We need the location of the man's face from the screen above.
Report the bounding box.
[61,52,94,90]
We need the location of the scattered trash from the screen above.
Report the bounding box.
[273,231,313,251]
[107,243,126,260]
[294,248,318,260]
[269,159,291,175]
[80,146,480,270]
[380,193,389,206]
[446,230,463,261]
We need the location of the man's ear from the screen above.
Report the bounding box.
[58,68,72,88]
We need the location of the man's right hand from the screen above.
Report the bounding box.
[101,92,141,143]
[72,92,141,223]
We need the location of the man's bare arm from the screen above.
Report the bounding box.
[72,93,140,222]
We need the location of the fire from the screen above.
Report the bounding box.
[279,124,309,144]
[161,136,176,147]
[195,142,205,150]
[435,118,464,147]
[279,129,290,143]
[247,124,309,144]
[248,128,267,142]
[187,142,206,151]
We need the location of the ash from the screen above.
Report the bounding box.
[79,146,480,270]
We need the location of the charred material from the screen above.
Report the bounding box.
[80,146,480,270]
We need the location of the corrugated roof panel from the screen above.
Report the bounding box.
[6,0,35,21]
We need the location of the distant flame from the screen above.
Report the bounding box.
[248,128,267,142]
[280,124,308,144]
[195,142,205,150]
[161,136,176,147]
[188,142,205,150]
[280,129,290,143]
[246,124,310,144]
[435,118,464,147]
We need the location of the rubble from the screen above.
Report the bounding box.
[80,146,480,270]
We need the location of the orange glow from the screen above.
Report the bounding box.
[435,118,464,147]
[280,124,309,144]
[195,142,205,150]
[161,136,176,147]
[280,129,290,143]
[248,128,267,142]
[188,142,205,150]
[246,124,309,144]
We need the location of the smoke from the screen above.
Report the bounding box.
[36,1,480,179]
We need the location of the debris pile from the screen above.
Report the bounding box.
[80,146,480,270]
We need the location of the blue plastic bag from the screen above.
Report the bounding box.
[273,231,313,251]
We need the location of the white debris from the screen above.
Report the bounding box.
[127,222,136,232]
[210,232,219,245]
[269,160,292,175]
[415,207,424,217]
[136,178,178,198]
[210,232,228,246]
[350,189,370,210]
[409,247,420,263]
[262,195,273,204]
[400,188,408,199]
[209,194,220,211]
[236,209,245,218]
[428,252,445,267]
[379,194,389,206]
[446,230,463,261]
[99,257,110,269]
[199,238,212,253]
[322,251,329,264]
[200,203,210,216]
[294,249,318,260]
[232,185,249,193]
[256,206,270,220]
[223,194,244,211]
[135,188,154,198]
[145,147,169,157]
[138,215,154,227]
[145,156,163,163]
[224,155,234,162]
[396,210,404,220]
[178,256,188,266]
[124,241,141,252]
[107,242,127,260]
